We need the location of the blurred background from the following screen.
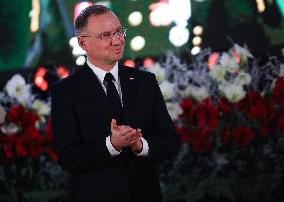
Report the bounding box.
[1,1,284,202]
[0,0,283,87]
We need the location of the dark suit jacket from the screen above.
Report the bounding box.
[50,64,180,202]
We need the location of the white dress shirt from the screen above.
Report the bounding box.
[86,59,149,157]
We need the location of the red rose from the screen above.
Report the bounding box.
[3,135,17,159]
[196,98,218,129]
[218,97,233,114]
[7,105,38,131]
[25,126,44,141]
[4,144,14,159]
[7,105,25,122]
[262,110,283,135]
[191,128,213,153]
[180,98,194,114]
[23,111,38,130]
[29,141,45,158]
[233,127,256,147]
[47,146,58,161]
[176,126,191,143]
[237,91,261,112]
[272,76,284,106]
[179,98,195,123]
[45,118,54,141]
[248,98,269,121]
[25,127,45,157]
[15,137,28,157]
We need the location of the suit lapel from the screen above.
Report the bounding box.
[74,64,113,121]
[119,65,138,127]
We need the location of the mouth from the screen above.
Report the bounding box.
[113,47,124,54]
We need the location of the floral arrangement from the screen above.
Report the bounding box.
[1,44,283,202]
[147,45,284,202]
[0,75,67,202]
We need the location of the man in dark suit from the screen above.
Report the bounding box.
[51,5,179,202]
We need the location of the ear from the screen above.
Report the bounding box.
[78,37,87,50]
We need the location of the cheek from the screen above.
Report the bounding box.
[120,39,125,46]
[88,43,107,53]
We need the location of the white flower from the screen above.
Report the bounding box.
[4,74,31,105]
[280,63,284,77]
[159,80,175,100]
[32,99,51,116]
[148,63,165,84]
[181,85,209,102]
[219,52,239,73]
[192,86,209,102]
[219,84,246,102]
[234,44,253,63]
[209,64,227,82]
[1,123,21,135]
[166,102,183,121]
[35,116,47,129]
[0,105,6,124]
[234,71,251,85]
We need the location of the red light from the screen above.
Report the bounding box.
[34,76,48,91]
[56,65,70,78]
[34,66,49,91]
[35,67,47,78]
[231,51,241,64]
[124,59,135,68]
[208,52,219,69]
[143,57,155,68]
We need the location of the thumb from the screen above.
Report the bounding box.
[111,119,117,131]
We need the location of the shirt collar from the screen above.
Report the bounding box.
[86,59,119,83]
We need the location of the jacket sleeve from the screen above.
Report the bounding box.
[50,82,112,174]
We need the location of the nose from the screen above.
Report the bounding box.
[111,34,124,44]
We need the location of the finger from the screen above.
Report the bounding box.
[123,130,141,142]
[129,139,140,145]
[133,129,142,138]
[111,119,117,131]
[125,128,138,136]
[118,125,131,130]
[118,127,136,136]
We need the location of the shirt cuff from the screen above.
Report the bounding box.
[106,136,121,156]
[136,137,149,157]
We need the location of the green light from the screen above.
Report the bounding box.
[276,0,284,18]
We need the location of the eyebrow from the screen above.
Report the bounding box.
[98,26,123,35]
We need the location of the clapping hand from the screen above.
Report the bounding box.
[110,119,143,152]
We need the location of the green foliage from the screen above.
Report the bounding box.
[36,0,73,66]
[159,141,284,202]
[0,157,68,202]
[260,19,284,45]
[191,0,211,25]
[224,0,256,26]
[0,0,31,71]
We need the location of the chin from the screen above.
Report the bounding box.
[114,53,124,61]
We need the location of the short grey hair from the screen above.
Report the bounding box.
[74,5,110,36]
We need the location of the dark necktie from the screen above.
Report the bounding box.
[104,73,122,121]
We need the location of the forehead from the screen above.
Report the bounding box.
[86,12,121,33]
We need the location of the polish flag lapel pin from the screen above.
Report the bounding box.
[129,77,135,80]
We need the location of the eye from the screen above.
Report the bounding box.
[99,32,111,40]
[114,29,122,36]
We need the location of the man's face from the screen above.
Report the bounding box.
[78,12,125,69]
